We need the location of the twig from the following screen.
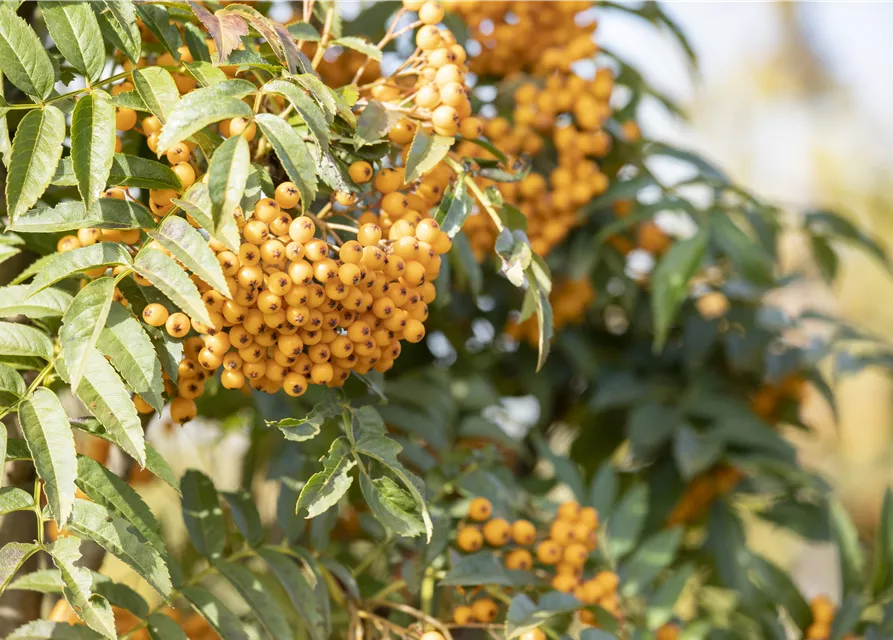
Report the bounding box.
[365,600,455,640]
[312,3,337,69]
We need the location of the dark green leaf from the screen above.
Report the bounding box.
[257,547,327,640]
[0,486,33,515]
[872,488,893,597]
[748,554,811,630]
[356,100,400,143]
[28,243,131,294]
[181,469,225,560]
[19,388,78,525]
[606,484,649,560]
[10,199,155,233]
[0,285,72,319]
[135,4,182,60]
[589,464,617,520]
[0,542,40,592]
[264,79,330,151]
[619,528,682,596]
[184,61,226,87]
[673,425,723,480]
[296,437,355,518]
[360,474,425,537]
[149,216,231,296]
[806,209,892,274]
[6,106,66,222]
[108,154,182,190]
[48,538,116,638]
[156,82,255,153]
[254,113,317,207]
[147,613,187,640]
[434,175,473,237]
[646,564,695,629]
[222,491,264,546]
[183,23,211,63]
[829,593,865,640]
[39,1,105,82]
[208,134,250,239]
[8,620,106,639]
[709,214,774,286]
[440,551,515,586]
[651,229,708,350]
[93,1,141,64]
[133,249,212,326]
[830,498,864,598]
[330,35,381,60]
[215,561,293,640]
[0,364,25,407]
[181,585,248,640]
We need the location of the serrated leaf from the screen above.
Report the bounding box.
[6,106,66,223]
[97,303,164,412]
[147,613,187,640]
[28,243,131,295]
[48,538,116,639]
[435,178,473,237]
[405,130,453,183]
[330,35,381,61]
[39,1,105,82]
[505,592,582,639]
[257,547,327,640]
[223,491,264,546]
[0,285,72,319]
[108,154,182,190]
[11,199,155,233]
[263,79,329,151]
[652,229,708,350]
[61,277,115,391]
[181,585,248,640]
[0,363,26,407]
[208,134,250,239]
[8,620,106,639]
[181,469,225,560]
[7,568,64,593]
[184,61,226,87]
[133,249,212,325]
[132,67,180,125]
[19,388,78,525]
[0,322,53,360]
[64,349,146,466]
[93,1,140,64]
[606,484,649,560]
[5,437,32,461]
[0,71,9,167]
[0,486,34,515]
[0,4,54,99]
[172,182,240,253]
[440,551,516,586]
[75,455,164,552]
[156,83,254,153]
[360,474,425,537]
[67,499,171,597]
[296,437,355,518]
[292,74,336,123]
[109,90,148,112]
[135,3,181,60]
[91,571,149,618]
[254,113,317,207]
[356,100,400,143]
[215,561,293,640]
[188,1,248,63]
[287,22,321,41]
[0,542,41,593]
[149,216,231,297]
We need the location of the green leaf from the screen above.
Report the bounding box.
[5,437,31,461]
[0,322,53,360]
[10,199,155,233]
[829,593,865,640]
[97,303,164,412]
[506,592,582,639]
[434,178,472,237]
[606,484,649,560]
[531,432,586,500]
[172,182,240,253]
[646,564,695,629]
[257,547,328,640]
[132,67,180,124]
[440,551,515,586]
[181,585,248,640]
[0,364,25,407]
[183,23,211,63]
[0,4,54,99]
[133,249,212,326]
[0,286,72,319]
[292,74,337,123]
[254,113,317,208]
[215,561,294,640]
[147,613,187,640]
[28,243,131,294]
[64,349,146,465]
[404,130,454,183]
[651,229,708,350]
[360,474,425,537]
[109,90,148,112]
[356,100,400,143]
[109,154,182,190]
[39,1,104,82]
[0,71,9,167]
[61,277,115,391]
[806,209,892,274]
[93,1,141,64]
[330,36,381,61]
[829,498,864,598]
[619,528,682,596]
[184,61,227,87]
[287,22,321,41]
[872,488,893,597]
[149,216,231,297]
[48,538,116,639]
[528,266,553,372]
[156,82,255,153]
[7,568,65,593]
[222,490,264,546]
[134,4,182,60]
[580,630,619,640]
[266,395,339,442]
[6,106,66,223]
[75,455,165,553]
[8,620,106,639]
[67,499,172,598]
[181,469,225,560]
[589,464,617,520]
[296,437,355,519]
[673,425,723,480]
[263,79,329,151]
[709,214,774,286]
[19,388,78,525]
[208,134,250,239]
[0,486,33,515]
[0,542,40,593]
[748,554,811,630]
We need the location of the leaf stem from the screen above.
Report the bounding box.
[445,157,505,233]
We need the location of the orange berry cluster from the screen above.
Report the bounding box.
[666,465,743,527]
[159,188,451,422]
[447,1,598,77]
[506,277,596,346]
[452,498,622,629]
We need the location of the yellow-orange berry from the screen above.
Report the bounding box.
[467,497,492,521]
[456,525,483,552]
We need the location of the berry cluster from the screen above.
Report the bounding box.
[666,465,743,527]
[451,498,621,631]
